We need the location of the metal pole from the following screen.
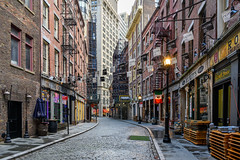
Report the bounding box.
[24,89,29,138]
[163,68,171,143]
[67,107,69,135]
[5,85,12,143]
[138,100,141,124]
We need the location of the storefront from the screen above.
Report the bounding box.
[180,58,209,122]
[208,23,240,126]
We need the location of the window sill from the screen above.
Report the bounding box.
[54,37,60,43]
[11,64,24,70]
[17,0,24,5]
[43,25,51,34]
[25,69,35,75]
[25,6,35,15]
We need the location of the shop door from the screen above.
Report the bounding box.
[8,101,22,139]
[213,83,231,126]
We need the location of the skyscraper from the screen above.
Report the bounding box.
[91,0,119,116]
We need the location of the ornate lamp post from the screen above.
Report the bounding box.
[138,95,142,124]
[163,55,172,143]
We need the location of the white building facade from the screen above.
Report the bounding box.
[91,0,118,116]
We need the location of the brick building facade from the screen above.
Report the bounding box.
[0,0,41,140]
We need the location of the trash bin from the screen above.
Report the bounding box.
[48,119,58,133]
[152,117,157,125]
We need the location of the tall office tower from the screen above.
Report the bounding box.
[91,0,119,116]
[119,12,129,28]
[118,14,128,50]
[79,0,91,21]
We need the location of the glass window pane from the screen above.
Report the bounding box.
[11,27,19,37]
[26,46,31,70]
[11,37,19,65]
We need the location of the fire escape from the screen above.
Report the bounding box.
[151,20,172,91]
[61,0,77,88]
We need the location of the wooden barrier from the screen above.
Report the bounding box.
[183,120,210,145]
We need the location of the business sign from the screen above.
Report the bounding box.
[210,31,240,67]
[183,31,194,43]
[129,59,136,67]
[119,95,131,102]
[180,61,208,88]
[153,47,161,58]
[214,65,231,84]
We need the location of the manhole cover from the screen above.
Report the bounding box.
[129,135,150,141]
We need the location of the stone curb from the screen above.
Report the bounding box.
[1,122,99,160]
[120,120,165,160]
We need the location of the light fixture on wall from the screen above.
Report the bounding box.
[26,94,32,103]
[3,90,10,100]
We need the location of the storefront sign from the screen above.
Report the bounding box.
[210,31,240,67]
[119,95,130,102]
[214,65,231,84]
[180,61,208,88]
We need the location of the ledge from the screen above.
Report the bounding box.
[25,69,35,75]
[25,6,35,15]
[10,64,24,71]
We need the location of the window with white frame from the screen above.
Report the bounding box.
[54,15,59,39]
[43,2,49,29]
[54,0,59,8]
[55,50,59,77]
[25,0,33,10]
[11,25,21,66]
[43,40,49,74]
[25,35,33,71]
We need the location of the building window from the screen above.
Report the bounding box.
[43,2,49,29]
[11,26,21,66]
[25,0,33,10]
[182,0,185,31]
[54,0,59,8]
[54,15,59,39]
[174,16,178,39]
[43,40,49,74]
[63,57,67,79]
[25,35,33,71]
[69,63,73,76]
[189,0,194,12]
[55,50,59,77]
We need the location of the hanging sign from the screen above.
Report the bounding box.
[92,78,96,83]
[147,65,153,72]
[127,71,132,77]
[129,59,136,67]
[222,10,231,23]
[183,31,194,43]
[153,47,161,58]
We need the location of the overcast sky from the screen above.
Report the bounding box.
[118,0,135,14]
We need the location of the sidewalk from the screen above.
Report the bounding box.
[0,121,98,160]
[121,120,215,160]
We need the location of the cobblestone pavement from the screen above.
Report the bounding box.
[17,118,155,160]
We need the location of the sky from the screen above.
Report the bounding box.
[118,0,135,14]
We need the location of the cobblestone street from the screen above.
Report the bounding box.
[17,118,155,160]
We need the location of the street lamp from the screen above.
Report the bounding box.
[163,55,172,143]
[24,94,31,138]
[138,95,142,124]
